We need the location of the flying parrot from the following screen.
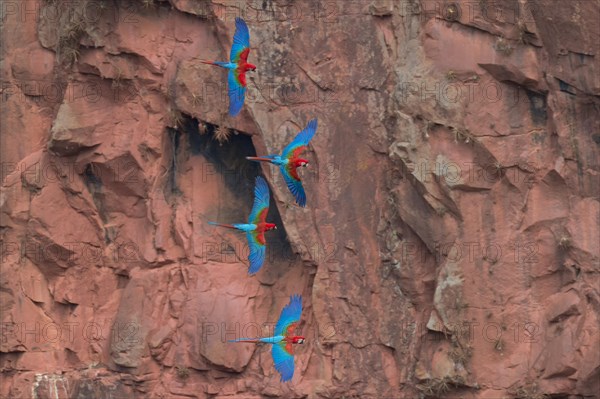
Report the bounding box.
[229,294,304,382]
[201,17,256,116]
[246,119,318,207]
[208,176,276,275]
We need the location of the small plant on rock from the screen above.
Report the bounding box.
[214,125,231,144]
[64,47,81,64]
[417,375,466,398]
[169,109,184,129]
[175,365,190,379]
[495,37,514,55]
[142,0,157,9]
[198,121,208,135]
[452,126,476,144]
[190,93,203,107]
[509,382,547,399]
[558,235,572,250]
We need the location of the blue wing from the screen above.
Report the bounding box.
[272,342,295,382]
[248,176,270,224]
[246,231,266,275]
[228,69,246,116]
[280,164,306,207]
[281,119,318,160]
[230,17,250,63]
[275,295,302,337]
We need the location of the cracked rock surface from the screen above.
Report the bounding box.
[1,1,598,398]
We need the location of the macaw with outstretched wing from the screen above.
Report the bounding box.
[208,176,276,275]
[246,119,318,207]
[229,294,304,382]
[201,17,256,116]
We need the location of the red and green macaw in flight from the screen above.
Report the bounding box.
[229,294,304,382]
[208,176,276,275]
[201,17,256,116]
[246,119,318,207]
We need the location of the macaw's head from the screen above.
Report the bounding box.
[295,158,309,168]
[246,63,257,71]
[293,336,306,344]
[265,223,277,231]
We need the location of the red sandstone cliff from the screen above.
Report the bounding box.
[1,0,599,398]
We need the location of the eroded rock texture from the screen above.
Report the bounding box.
[1,0,598,398]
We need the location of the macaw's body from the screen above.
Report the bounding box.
[229,294,304,382]
[208,176,275,275]
[201,17,255,116]
[247,119,318,207]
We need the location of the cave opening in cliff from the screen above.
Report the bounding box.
[176,113,294,266]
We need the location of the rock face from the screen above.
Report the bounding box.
[1,0,598,398]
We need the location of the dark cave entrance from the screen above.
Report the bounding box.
[169,113,293,266]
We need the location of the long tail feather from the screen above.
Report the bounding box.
[208,222,237,230]
[246,156,275,163]
[228,338,261,343]
[201,60,228,68]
